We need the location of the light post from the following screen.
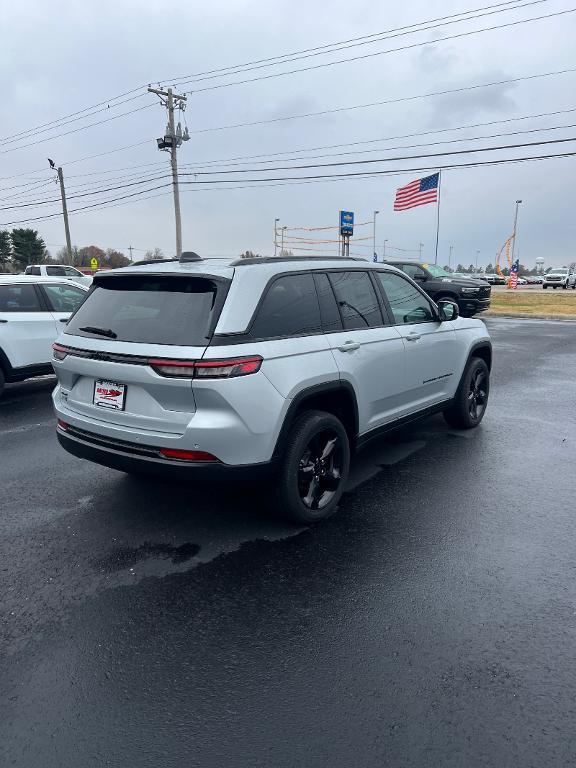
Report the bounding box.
[419,242,424,259]
[274,218,280,256]
[373,210,379,262]
[476,249,480,270]
[382,238,388,261]
[449,244,453,270]
[281,226,287,254]
[512,199,522,261]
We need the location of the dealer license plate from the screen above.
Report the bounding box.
[93,380,126,410]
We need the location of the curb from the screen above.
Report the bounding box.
[484,312,576,322]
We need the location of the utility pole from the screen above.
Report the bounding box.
[149,86,189,258]
[511,199,522,261]
[274,218,280,256]
[54,165,72,263]
[382,238,388,261]
[449,244,453,269]
[281,226,287,253]
[128,245,134,262]
[476,249,480,269]
[419,242,424,259]
[373,210,379,262]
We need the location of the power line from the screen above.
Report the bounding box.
[4,132,576,213]
[184,8,576,95]
[3,148,576,227]
[170,0,547,88]
[186,67,576,135]
[1,0,534,147]
[0,104,154,156]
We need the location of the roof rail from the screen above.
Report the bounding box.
[132,258,178,266]
[230,255,367,266]
[180,251,202,263]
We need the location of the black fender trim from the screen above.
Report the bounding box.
[272,380,359,459]
[467,340,493,370]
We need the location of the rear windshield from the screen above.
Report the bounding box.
[65,275,227,345]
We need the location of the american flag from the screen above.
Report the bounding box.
[509,258,519,289]
[394,172,439,211]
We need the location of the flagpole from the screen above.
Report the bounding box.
[434,170,442,265]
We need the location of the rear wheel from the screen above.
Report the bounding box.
[0,367,5,398]
[277,410,350,523]
[444,358,490,429]
[562,283,568,289]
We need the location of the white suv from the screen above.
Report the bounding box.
[52,254,492,522]
[542,268,576,289]
[25,264,93,287]
[0,276,88,396]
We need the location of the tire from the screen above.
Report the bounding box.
[0,366,4,398]
[543,285,547,289]
[444,357,490,430]
[553,286,557,290]
[276,410,350,523]
[562,283,568,290]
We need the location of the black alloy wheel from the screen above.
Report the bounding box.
[298,429,344,512]
[468,366,488,422]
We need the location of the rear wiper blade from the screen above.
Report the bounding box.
[78,326,117,339]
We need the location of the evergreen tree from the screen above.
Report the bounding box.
[0,230,12,269]
[10,229,46,269]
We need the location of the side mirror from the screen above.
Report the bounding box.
[437,300,459,321]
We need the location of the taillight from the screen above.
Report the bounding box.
[149,355,263,379]
[57,419,69,430]
[159,448,219,462]
[52,343,69,361]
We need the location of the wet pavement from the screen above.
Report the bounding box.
[1,318,576,767]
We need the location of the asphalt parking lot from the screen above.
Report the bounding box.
[2,317,576,768]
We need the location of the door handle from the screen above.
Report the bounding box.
[59,317,70,323]
[338,340,360,352]
[405,331,421,341]
[0,319,7,323]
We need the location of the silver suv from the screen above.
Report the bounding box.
[52,254,492,522]
[542,268,576,289]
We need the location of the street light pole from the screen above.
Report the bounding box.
[274,218,280,256]
[419,242,424,259]
[449,244,453,270]
[373,210,379,262]
[281,226,286,253]
[476,249,480,269]
[382,238,388,261]
[512,199,522,261]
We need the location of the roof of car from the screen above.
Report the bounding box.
[99,254,396,280]
[0,275,89,288]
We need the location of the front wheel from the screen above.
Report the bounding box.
[444,358,490,429]
[543,285,547,289]
[277,410,350,523]
[562,283,568,290]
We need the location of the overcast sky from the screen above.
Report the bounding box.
[1,0,575,268]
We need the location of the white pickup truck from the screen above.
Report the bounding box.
[24,264,92,287]
[542,268,576,289]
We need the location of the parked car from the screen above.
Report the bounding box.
[542,268,576,289]
[516,277,528,285]
[384,260,491,317]
[52,253,492,522]
[25,264,93,287]
[0,276,89,396]
[482,273,507,286]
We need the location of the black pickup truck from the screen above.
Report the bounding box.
[384,260,491,317]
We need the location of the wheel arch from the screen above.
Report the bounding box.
[273,381,359,459]
[468,341,492,371]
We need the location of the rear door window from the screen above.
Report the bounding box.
[65,275,227,345]
[328,271,384,330]
[25,266,41,276]
[249,273,321,339]
[46,266,67,277]
[0,284,42,312]
[41,283,87,313]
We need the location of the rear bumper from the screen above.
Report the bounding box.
[57,425,273,480]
